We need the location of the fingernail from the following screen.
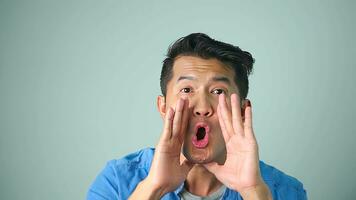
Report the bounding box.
[177,98,184,109]
[219,93,225,102]
[184,98,189,109]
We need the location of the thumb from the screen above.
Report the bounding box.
[203,162,220,174]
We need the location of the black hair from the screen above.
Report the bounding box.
[160,33,254,99]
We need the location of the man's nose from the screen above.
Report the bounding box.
[192,95,213,118]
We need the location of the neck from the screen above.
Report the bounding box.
[184,164,223,196]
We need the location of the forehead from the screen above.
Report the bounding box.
[172,56,234,77]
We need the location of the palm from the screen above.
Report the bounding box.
[204,94,263,193]
[216,133,260,190]
[152,140,186,189]
[147,99,193,194]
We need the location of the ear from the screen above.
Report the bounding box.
[241,99,249,120]
[157,95,166,119]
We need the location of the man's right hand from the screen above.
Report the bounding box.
[129,98,193,200]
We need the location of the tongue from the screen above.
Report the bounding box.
[192,128,209,148]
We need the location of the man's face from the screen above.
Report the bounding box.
[158,56,240,164]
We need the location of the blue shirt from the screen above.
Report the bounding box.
[87,148,307,200]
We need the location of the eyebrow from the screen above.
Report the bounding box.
[176,75,231,85]
[211,76,231,85]
[177,76,196,82]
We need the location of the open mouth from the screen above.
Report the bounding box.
[196,127,206,141]
[192,123,209,148]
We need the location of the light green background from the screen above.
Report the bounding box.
[1,0,355,199]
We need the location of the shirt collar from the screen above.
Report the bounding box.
[174,182,185,195]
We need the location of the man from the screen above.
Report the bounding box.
[87,33,307,200]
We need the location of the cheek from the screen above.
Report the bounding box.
[212,99,219,112]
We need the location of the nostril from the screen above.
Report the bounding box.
[195,111,210,116]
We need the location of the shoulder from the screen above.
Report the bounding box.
[259,161,307,200]
[108,147,155,171]
[87,148,155,200]
[101,147,155,180]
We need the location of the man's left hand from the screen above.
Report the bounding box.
[203,93,272,200]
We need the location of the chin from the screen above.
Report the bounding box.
[182,144,226,164]
[183,151,213,164]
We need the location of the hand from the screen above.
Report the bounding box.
[146,98,193,196]
[203,93,271,199]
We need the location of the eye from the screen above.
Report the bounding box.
[211,88,226,95]
[180,87,192,93]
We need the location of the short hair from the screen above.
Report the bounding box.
[160,33,254,100]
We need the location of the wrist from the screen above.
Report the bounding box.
[239,181,272,200]
[129,177,166,200]
[142,177,166,198]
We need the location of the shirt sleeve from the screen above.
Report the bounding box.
[274,182,308,200]
[298,186,307,200]
[87,161,120,200]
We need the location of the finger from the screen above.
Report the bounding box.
[217,104,231,142]
[179,99,190,142]
[172,98,184,138]
[160,107,174,142]
[231,93,244,136]
[243,100,255,140]
[218,93,235,136]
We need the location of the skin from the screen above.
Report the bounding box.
[129,56,272,200]
[166,56,238,165]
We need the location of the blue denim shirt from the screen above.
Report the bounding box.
[87,148,307,200]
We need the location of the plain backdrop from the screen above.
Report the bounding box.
[1,0,355,199]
